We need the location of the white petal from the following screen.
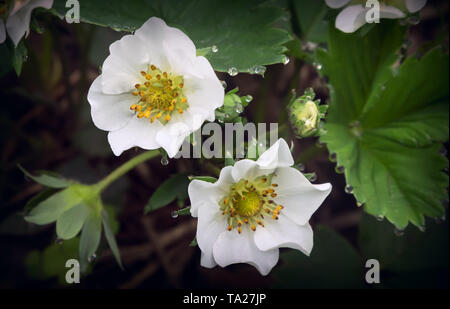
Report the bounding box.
[256,138,294,169]
[87,76,135,131]
[273,167,332,225]
[231,159,262,182]
[405,0,427,13]
[100,54,141,95]
[254,215,313,255]
[189,166,234,217]
[135,17,196,68]
[379,4,406,19]
[213,228,279,276]
[335,5,367,33]
[325,0,351,9]
[107,118,161,156]
[6,0,53,47]
[196,202,226,268]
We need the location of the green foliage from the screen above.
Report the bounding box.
[102,209,123,269]
[51,0,291,73]
[291,0,329,43]
[19,165,72,188]
[188,176,217,183]
[317,22,449,229]
[273,226,364,288]
[215,88,251,124]
[144,174,190,213]
[11,41,27,76]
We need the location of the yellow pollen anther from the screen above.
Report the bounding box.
[227,226,233,231]
[137,112,144,118]
[268,189,274,193]
[224,198,229,205]
[272,215,279,220]
[271,193,277,198]
[151,65,156,70]
[146,74,152,80]
[139,91,145,97]
[132,91,139,96]
[169,105,174,111]
[179,83,184,88]
[273,210,279,215]
[144,82,151,87]
[136,105,143,111]
[244,218,249,223]
[178,109,183,114]
[171,99,176,104]
[278,205,284,209]
[144,110,151,118]
[130,104,137,110]
[251,225,256,231]
[140,71,146,76]
[272,184,278,187]
[181,97,187,103]
[156,74,161,80]
[150,117,155,123]
[163,72,168,78]
[156,113,162,119]
[135,84,141,89]
[261,178,267,183]
[165,115,171,121]
[238,227,242,234]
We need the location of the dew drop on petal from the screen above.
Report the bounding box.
[394,228,404,236]
[161,157,169,166]
[344,184,354,194]
[171,211,179,219]
[228,67,238,77]
[88,253,97,263]
[335,166,345,174]
[211,45,219,53]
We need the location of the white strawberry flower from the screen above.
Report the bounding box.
[325,0,427,33]
[0,0,53,46]
[87,17,224,158]
[188,139,332,275]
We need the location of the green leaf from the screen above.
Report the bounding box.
[24,188,58,212]
[19,165,72,188]
[79,207,102,270]
[188,176,217,183]
[11,40,27,76]
[102,209,123,269]
[56,203,89,240]
[292,0,329,43]
[144,174,190,213]
[272,226,364,288]
[318,22,449,229]
[0,43,13,77]
[51,0,291,72]
[24,184,91,225]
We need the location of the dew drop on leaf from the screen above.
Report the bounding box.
[282,55,290,65]
[211,45,218,53]
[221,80,227,89]
[245,95,253,103]
[376,215,384,221]
[235,103,243,113]
[329,153,337,162]
[88,253,97,263]
[297,163,306,172]
[344,184,354,194]
[394,228,404,236]
[309,172,317,182]
[228,67,238,76]
[171,211,179,219]
[335,166,345,174]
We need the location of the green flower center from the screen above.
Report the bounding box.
[129,64,189,125]
[219,174,284,234]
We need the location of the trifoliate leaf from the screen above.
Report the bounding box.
[51,0,291,72]
[19,164,72,188]
[56,203,89,240]
[101,209,123,269]
[318,22,449,229]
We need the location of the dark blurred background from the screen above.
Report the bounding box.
[0,0,448,289]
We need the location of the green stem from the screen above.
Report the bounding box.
[96,150,159,192]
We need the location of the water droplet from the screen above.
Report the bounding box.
[217,118,224,124]
[161,157,169,166]
[407,15,420,25]
[329,153,337,162]
[297,163,306,172]
[225,113,231,118]
[282,55,290,65]
[249,65,266,76]
[245,95,253,103]
[171,211,179,218]
[357,201,365,207]
[221,80,227,89]
[376,215,384,221]
[228,67,238,76]
[335,166,345,174]
[313,62,322,71]
[88,253,97,263]
[235,103,243,113]
[418,225,426,232]
[309,172,317,182]
[344,184,354,194]
[55,238,63,245]
[394,228,404,236]
[211,45,219,53]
